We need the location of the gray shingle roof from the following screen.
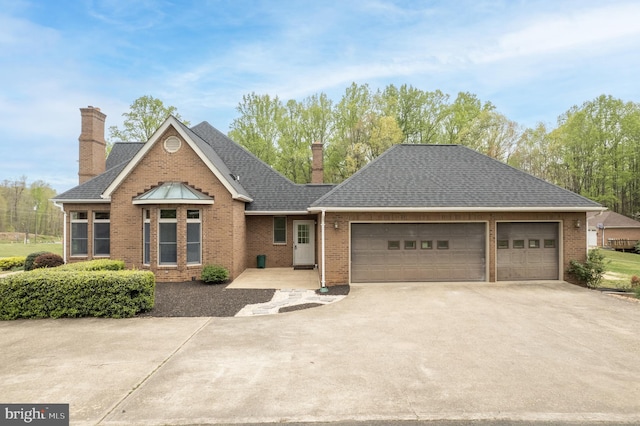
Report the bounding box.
[53,162,128,201]
[311,144,602,210]
[174,120,252,200]
[106,143,143,169]
[54,119,335,210]
[190,122,334,211]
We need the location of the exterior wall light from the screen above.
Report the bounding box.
[334,221,339,229]
[574,219,581,229]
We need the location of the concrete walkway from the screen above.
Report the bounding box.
[236,289,345,316]
[227,267,346,316]
[227,267,320,290]
[1,281,640,425]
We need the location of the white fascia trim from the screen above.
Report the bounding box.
[101,116,252,202]
[50,199,111,204]
[308,206,606,213]
[245,210,310,216]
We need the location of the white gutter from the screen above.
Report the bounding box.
[319,209,328,292]
[245,210,310,216]
[50,199,110,204]
[53,202,67,264]
[309,206,606,213]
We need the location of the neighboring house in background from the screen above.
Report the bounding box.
[587,211,640,250]
[52,107,603,286]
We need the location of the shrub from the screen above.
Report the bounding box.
[201,264,229,284]
[0,269,155,320]
[631,275,640,289]
[59,259,125,271]
[33,253,64,269]
[0,256,26,271]
[568,249,608,288]
[24,251,50,271]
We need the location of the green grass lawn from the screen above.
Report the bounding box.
[599,249,640,289]
[0,243,63,258]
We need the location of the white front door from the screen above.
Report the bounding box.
[293,220,315,266]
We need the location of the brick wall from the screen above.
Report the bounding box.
[65,126,247,282]
[78,107,106,184]
[596,228,640,247]
[246,215,317,268]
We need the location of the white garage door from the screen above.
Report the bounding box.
[351,223,486,283]
[497,222,559,280]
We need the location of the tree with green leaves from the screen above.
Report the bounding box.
[0,178,63,238]
[229,93,284,167]
[108,95,190,143]
[550,95,640,215]
[378,84,449,144]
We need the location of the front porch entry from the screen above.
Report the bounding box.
[227,267,320,290]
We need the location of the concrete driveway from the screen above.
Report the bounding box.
[1,281,640,425]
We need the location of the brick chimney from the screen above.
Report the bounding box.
[78,106,107,184]
[311,140,324,184]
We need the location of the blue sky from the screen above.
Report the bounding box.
[1,0,639,193]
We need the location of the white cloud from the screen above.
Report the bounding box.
[473,3,640,63]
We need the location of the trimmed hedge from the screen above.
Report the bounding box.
[0,269,155,320]
[201,264,229,284]
[0,257,26,271]
[59,259,125,271]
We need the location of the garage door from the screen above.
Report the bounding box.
[351,223,486,283]
[497,222,559,280]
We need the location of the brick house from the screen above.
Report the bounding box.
[53,107,603,286]
[587,210,640,250]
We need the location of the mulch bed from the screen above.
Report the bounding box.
[139,281,350,317]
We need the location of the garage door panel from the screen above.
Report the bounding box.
[351,223,486,283]
[497,222,559,281]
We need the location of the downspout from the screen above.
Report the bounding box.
[53,202,67,263]
[319,209,328,293]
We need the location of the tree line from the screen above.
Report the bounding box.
[3,89,638,238]
[229,85,640,217]
[0,177,63,239]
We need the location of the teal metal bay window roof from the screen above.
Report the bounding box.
[133,182,214,205]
